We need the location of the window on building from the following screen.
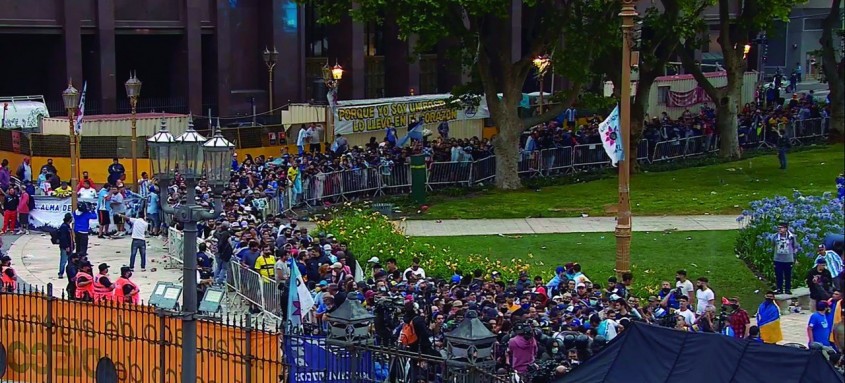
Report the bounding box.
[365,22,384,56]
[305,4,327,57]
[803,18,825,31]
[657,86,670,105]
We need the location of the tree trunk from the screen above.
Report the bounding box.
[715,92,741,159]
[820,0,844,142]
[492,108,525,190]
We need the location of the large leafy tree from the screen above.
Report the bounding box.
[820,0,844,141]
[302,0,618,189]
[679,0,802,160]
[597,0,708,170]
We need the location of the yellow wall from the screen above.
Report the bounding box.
[0,151,154,184]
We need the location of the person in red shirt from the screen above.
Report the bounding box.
[76,171,97,191]
[728,297,751,339]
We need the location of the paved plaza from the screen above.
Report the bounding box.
[7,232,181,300]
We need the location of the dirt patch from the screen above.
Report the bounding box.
[603,204,618,214]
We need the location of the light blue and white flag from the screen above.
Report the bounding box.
[598,105,624,166]
[74,81,87,135]
[287,260,315,327]
[397,119,424,147]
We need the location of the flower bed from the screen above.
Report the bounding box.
[315,205,534,281]
[735,192,844,288]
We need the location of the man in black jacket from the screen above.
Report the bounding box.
[107,158,126,186]
[57,213,74,279]
[213,221,233,285]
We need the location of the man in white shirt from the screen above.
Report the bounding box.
[403,257,426,281]
[676,296,697,326]
[77,180,98,200]
[122,215,149,272]
[675,269,695,307]
[308,124,323,153]
[695,277,715,315]
[296,125,310,156]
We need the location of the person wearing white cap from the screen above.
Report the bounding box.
[330,262,347,284]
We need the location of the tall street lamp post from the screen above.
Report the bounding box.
[321,61,344,139]
[62,81,80,212]
[616,0,638,277]
[263,47,279,113]
[532,54,551,112]
[125,72,142,190]
[147,118,233,383]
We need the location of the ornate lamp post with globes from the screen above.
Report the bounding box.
[263,47,279,113]
[62,81,80,212]
[146,117,233,383]
[125,72,142,190]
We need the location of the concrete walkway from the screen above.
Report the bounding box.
[389,215,741,237]
[6,233,180,298]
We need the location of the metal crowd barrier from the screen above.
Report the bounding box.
[267,118,830,212]
[789,117,828,145]
[226,262,283,319]
[428,161,473,188]
[572,143,610,169]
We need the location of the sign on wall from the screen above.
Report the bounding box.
[333,94,489,135]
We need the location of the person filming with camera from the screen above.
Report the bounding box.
[73,202,97,257]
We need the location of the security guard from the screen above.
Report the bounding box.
[74,261,95,301]
[92,263,115,302]
[0,255,17,292]
[114,266,140,304]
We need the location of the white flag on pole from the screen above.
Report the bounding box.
[74,81,87,135]
[597,105,624,167]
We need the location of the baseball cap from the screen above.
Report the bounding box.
[451,275,462,284]
[367,257,380,264]
[816,258,826,265]
[323,244,332,251]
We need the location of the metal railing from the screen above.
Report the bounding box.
[0,283,281,383]
[231,117,831,214]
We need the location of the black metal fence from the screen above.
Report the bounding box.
[0,284,282,383]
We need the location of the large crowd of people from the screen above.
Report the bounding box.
[0,88,840,382]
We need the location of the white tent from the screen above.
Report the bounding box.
[0,96,50,129]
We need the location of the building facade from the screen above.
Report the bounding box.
[0,0,465,118]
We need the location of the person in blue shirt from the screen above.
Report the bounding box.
[146,188,161,236]
[658,281,680,309]
[73,202,97,257]
[197,243,214,272]
[808,301,832,347]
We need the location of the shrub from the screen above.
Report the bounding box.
[315,204,535,281]
[735,192,844,288]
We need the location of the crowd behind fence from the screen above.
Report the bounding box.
[285,117,829,205]
[158,118,830,321]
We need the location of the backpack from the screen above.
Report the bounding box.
[399,321,418,346]
[49,229,60,245]
[26,194,35,211]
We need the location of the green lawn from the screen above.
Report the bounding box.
[419,230,769,309]
[422,145,844,219]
